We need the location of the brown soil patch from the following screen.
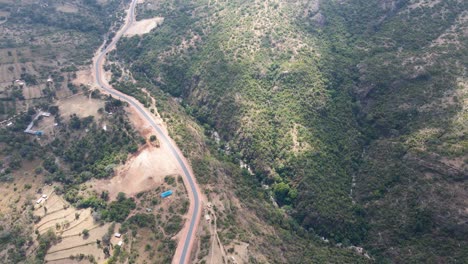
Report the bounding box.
[57,94,104,120]
[47,259,92,264]
[0,159,43,214]
[22,84,43,100]
[90,97,181,200]
[226,241,250,264]
[124,17,164,36]
[55,4,79,13]
[92,145,180,200]
[72,69,94,87]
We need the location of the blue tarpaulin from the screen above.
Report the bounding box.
[161,190,173,198]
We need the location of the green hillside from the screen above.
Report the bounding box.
[111,0,467,262]
[320,0,468,262]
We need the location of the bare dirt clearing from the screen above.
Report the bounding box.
[72,69,94,87]
[0,159,43,214]
[92,144,181,200]
[57,94,104,120]
[124,17,164,36]
[22,85,44,100]
[55,3,79,13]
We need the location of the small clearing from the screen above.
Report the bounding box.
[124,17,164,36]
[57,94,104,120]
[56,4,79,13]
[72,69,94,87]
[92,145,180,200]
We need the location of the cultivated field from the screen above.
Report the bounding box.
[33,188,114,264]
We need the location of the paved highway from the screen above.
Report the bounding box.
[93,1,201,263]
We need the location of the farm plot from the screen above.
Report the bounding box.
[45,225,108,263]
[0,64,18,83]
[22,84,43,100]
[34,191,111,263]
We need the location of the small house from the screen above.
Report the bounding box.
[114,233,121,238]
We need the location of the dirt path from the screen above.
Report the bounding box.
[90,1,203,263]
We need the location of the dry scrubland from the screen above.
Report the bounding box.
[120,177,190,263]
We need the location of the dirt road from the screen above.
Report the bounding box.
[92,1,202,263]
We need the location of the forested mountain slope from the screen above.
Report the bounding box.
[318,0,468,262]
[118,0,366,243]
[114,0,467,262]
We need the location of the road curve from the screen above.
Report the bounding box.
[93,1,201,263]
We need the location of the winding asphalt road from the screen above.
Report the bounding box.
[93,0,201,263]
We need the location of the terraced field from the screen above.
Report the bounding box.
[34,190,113,263]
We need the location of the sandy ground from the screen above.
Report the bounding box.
[47,259,92,264]
[22,85,43,100]
[72,69,94,87]
[92,144,181,200]
[227,242,250,264]
[57,94,104,120]
[0,159,43,214]
[124,17,164,36]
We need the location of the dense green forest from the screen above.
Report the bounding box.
[319,0,468,262]
[113,0,467,262]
